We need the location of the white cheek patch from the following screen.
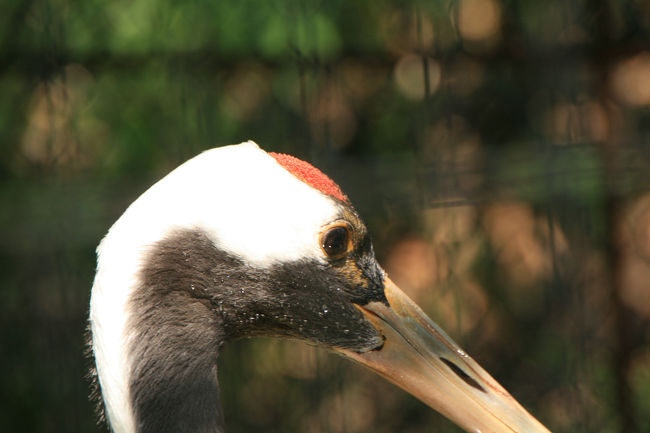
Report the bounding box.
[90,141,343,433]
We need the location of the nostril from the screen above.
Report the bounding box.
[371,334,386,351]
[440,357,486,393]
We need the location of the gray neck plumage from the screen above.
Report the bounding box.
[126,231,229,433]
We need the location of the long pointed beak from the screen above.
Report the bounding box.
[337,278,551,433]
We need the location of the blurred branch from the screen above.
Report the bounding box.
[419,140,650,209]
[2,32,650,77]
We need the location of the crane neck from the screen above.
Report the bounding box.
[127,231,232,433]
[92,229,232,433]
[128,283,225,433]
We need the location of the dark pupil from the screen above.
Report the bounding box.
[323,227,348,257]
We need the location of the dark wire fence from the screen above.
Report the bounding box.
[1,1,650,432]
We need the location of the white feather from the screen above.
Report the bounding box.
[90,140,342,433]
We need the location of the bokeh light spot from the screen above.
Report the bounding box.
[458,0,502,41]
[610,52,650,106]
[394,54,441,100]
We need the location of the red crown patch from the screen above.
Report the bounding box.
[270,152,349,203]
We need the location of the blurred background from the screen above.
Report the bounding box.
[2,0,650,432]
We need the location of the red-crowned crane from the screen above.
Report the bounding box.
[89,141,551,433]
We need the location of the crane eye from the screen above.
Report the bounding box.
[320,224,351,259]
